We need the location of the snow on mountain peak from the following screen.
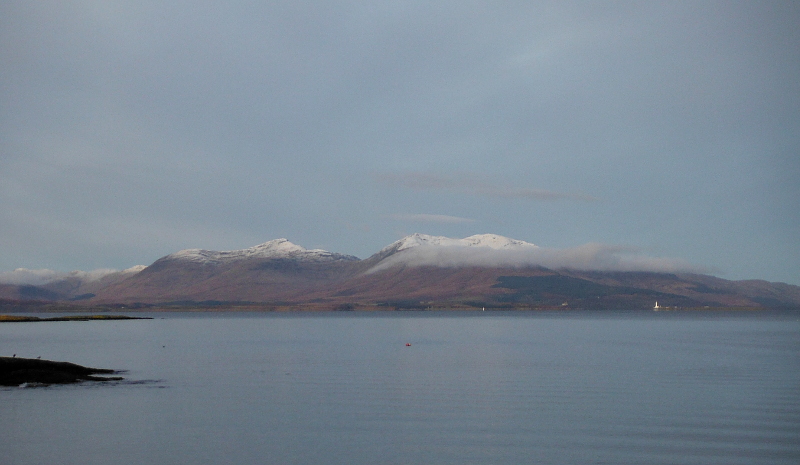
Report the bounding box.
[391,233,463,251]
[386,233,536,253]
[462,234,537,249]
[165,239,357,264]
[367,233,539,272]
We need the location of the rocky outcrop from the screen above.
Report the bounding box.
[0,357,123,386]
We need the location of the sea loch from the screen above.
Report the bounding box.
[2,311,798,465]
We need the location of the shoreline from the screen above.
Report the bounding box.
[0,314,153,323]
[1,305,791,317]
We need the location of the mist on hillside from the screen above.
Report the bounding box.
[368,242,703,274]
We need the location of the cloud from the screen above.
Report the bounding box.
[0,267,138,286]
[0,269,63,286]
[386,213,476,224]
[377,172,597,201]
[1,2,796,285]
[368,242,703,274]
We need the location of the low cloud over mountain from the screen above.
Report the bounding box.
[2,234,796,309]
[367,234,701,274]
[0,267,146,286]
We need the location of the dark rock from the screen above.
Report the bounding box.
[0,357,123,386]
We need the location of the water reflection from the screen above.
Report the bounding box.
[2,311,798,465]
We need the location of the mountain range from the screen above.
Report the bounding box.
[2,234,799,310]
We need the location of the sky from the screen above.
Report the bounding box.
[1,1,798,285]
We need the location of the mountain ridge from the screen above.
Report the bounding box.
[162,238,360,265]
[2,234,799,309]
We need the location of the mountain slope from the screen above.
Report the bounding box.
[0,266,146,302]
[6,234,800,309]
[91,239,362,303]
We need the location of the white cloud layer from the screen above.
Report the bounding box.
[368,242,703,274]
[0,269,64,286]
[0,267,143,286]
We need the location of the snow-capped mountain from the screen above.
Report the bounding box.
[5,234,800,309]
[163,239,359,265]
[385,233,537,253]
[365,233,539,272]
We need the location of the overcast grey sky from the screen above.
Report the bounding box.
[1,1,798,285]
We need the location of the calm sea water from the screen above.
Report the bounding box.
[1,310,798,465]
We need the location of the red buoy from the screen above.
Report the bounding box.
[405,343,411,346]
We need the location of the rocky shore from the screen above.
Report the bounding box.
[0,357,124,386]
[0,314,152,323]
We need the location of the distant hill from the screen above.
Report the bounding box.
[3,235,799,310]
